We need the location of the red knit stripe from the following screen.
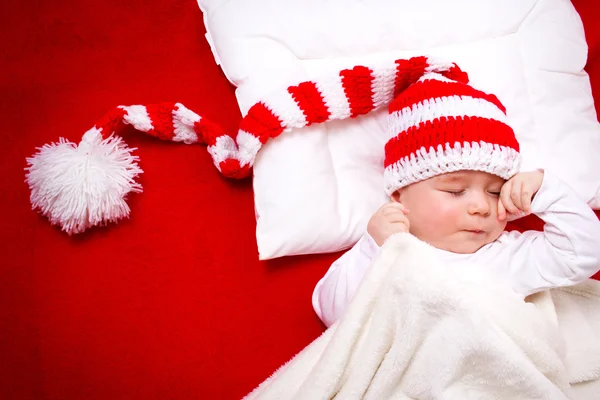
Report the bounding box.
[96,107,127,138]
[219,158,251,179]
[390,79,507,114]
[442,63,469,84]
[340,65,375,118]
[145,103,176,141]
[393,56,428,98]
[193,117,225,147]
[288,81,331,125]
[239,102,284,144]
[384,117,519,167]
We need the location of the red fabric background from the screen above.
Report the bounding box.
[1,1,599,398]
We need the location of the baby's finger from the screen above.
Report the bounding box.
[510,180,524,212]
[386,211,410,223]
[390,219,410,232]
[497,197,506,221]
[500,181,519,215]
[521,182,533,214]
[384,202,410,214]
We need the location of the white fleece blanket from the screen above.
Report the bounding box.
[244,233,600,400]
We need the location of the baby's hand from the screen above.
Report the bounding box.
[367,202,410,246]
[498,170,544,221]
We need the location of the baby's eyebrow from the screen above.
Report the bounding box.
[437,174,468,183]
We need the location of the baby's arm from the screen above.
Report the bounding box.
[312,201,410,327]
[502,171,600,296]
[312,233,380,327]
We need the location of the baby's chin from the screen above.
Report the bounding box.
[434,234,499,254]
[444,243,486,254]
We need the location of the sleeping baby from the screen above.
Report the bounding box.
[312,67,600,327]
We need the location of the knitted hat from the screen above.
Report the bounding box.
[25,56,517,235]
[383,71,521,195]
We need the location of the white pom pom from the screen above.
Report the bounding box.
[25,128,143,234]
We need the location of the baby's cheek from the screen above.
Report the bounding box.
[492,220,508,237]
[425,198,458,221]
[412,201,456,233]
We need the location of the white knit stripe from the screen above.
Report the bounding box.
[262,90,307,131]
[236,130,262,166]
[207,135,239,170]
[119,105,153,132]
[387,95,507,141]
[383,141,521,195]
[418,72,455,83]
[172,103,200,144]
[424,58,455,73]
[314,75,352,120]
[371,60,400,109]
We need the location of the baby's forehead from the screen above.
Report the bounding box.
[434,171,505,184]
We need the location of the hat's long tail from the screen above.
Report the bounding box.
[25,56,467,234]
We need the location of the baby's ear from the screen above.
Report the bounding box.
[391,190,402,203]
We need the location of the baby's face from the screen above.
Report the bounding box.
[394,170,508,254]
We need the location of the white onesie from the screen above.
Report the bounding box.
[313,172,600,327]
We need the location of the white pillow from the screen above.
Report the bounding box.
[198,0,600,260]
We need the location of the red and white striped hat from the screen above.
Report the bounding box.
[25,56,519,235]
[383,71,521,195]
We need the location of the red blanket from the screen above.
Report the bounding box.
[1,1,599,398]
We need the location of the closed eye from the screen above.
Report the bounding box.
[488,191,501,197]
[444,190,465,197]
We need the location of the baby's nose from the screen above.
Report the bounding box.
[468,193,491,216]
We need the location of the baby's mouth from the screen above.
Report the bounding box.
[465,229,485,234]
